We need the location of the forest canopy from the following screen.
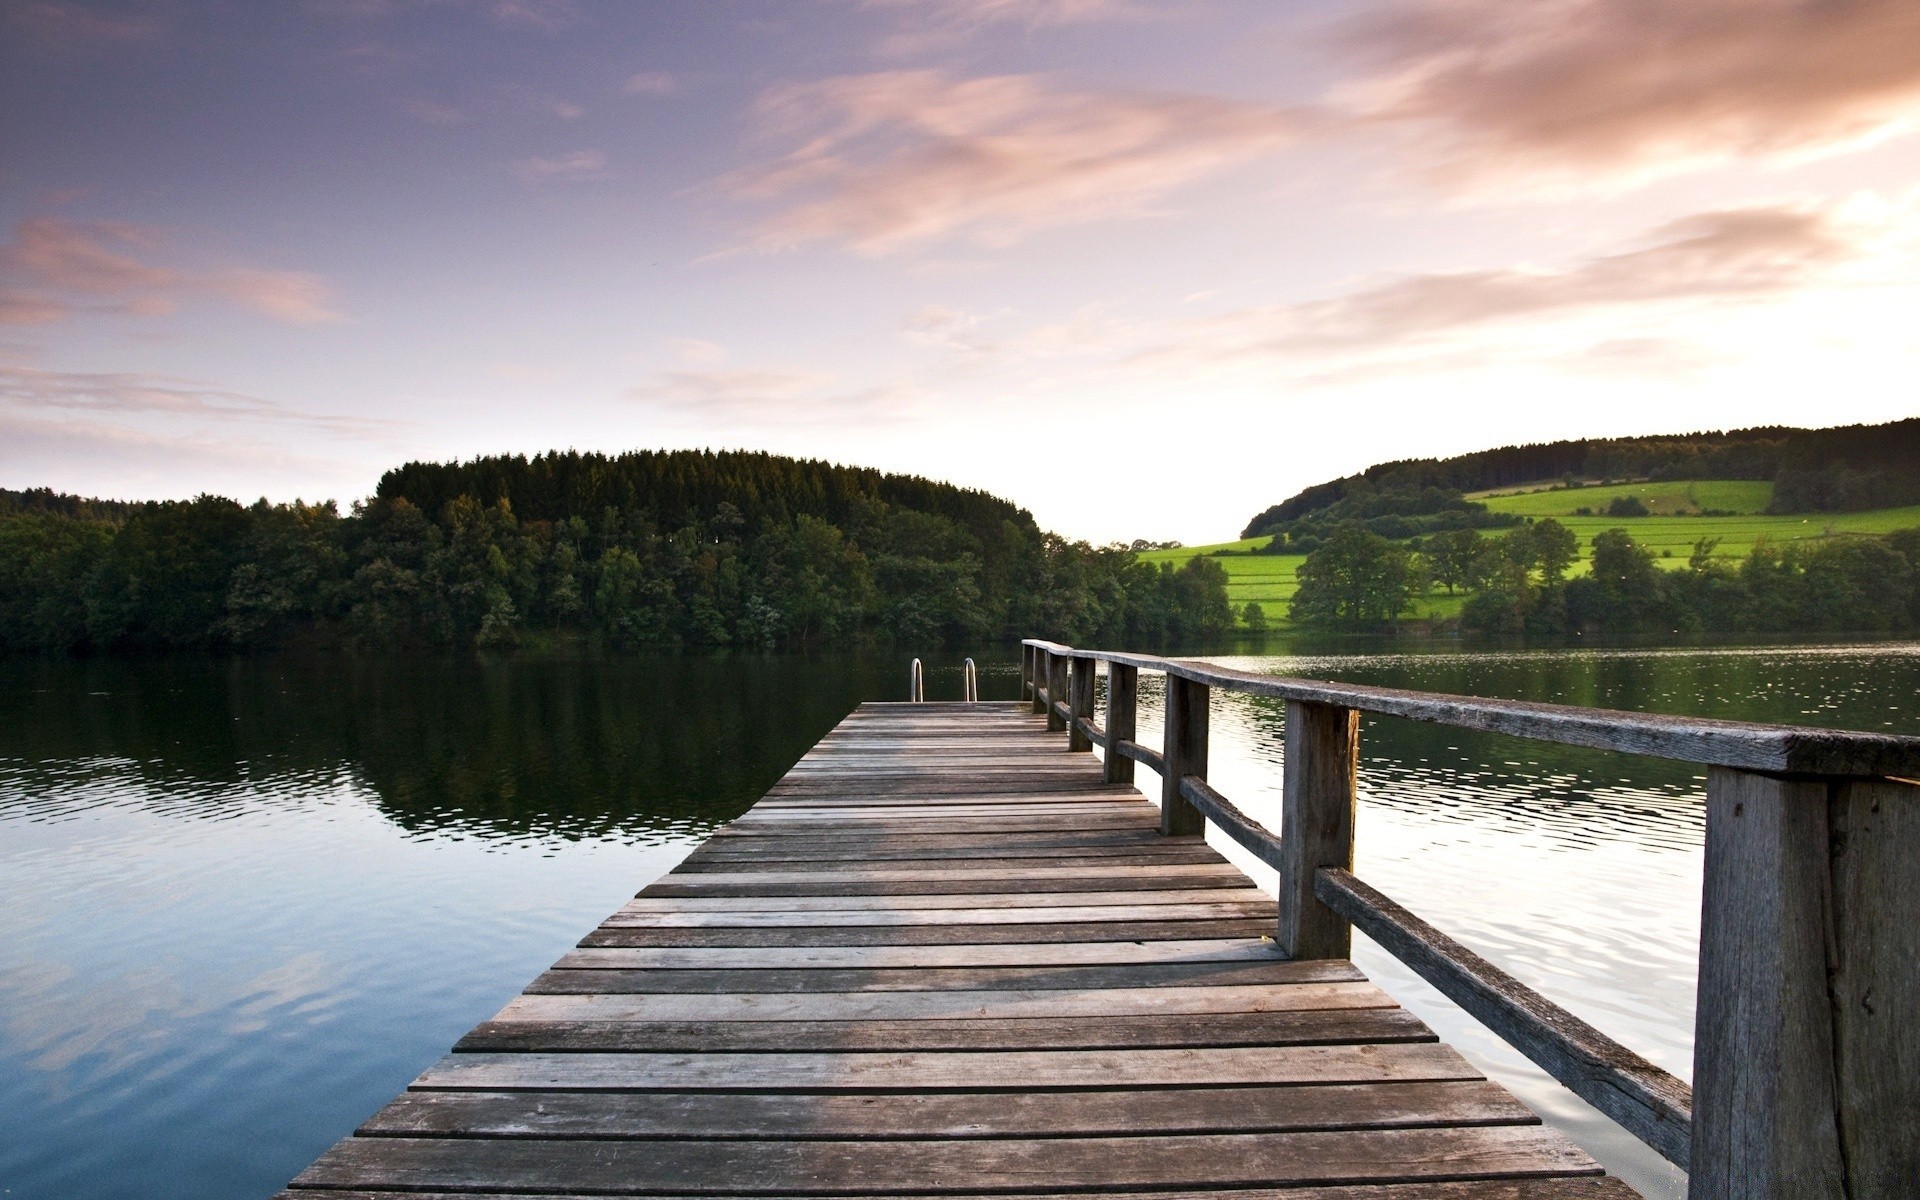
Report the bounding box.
[0,450,1232,654]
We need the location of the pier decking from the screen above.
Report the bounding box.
[281,700,1631,1198]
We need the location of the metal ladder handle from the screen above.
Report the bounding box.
[909,658,925,702]
[963,658,978,703]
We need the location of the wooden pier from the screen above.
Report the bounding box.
[281,641,1919,1198]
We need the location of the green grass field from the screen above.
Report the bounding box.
[1142,481,1920,627]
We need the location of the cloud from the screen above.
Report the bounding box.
[624,71,677,97]
[902,304,996,355]
[860,0,1146,54]
[0,217,344,326]
[510,148,607,184]
[1338,0,1920,187]
[1242,205,1853,348]
[0,290,69,326]
[724,71,1301,254]
[0,363,392,433]
[629,367,924,426]
[1119,202,1872,381]
[204,270,343,326]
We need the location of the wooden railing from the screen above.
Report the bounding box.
[1020,638,1919,1198]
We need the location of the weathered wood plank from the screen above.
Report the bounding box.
[454,1007,1436,1052]
[415,1043,1480,1091]
[281,1181,1641,1200]
[594,902,1277,928]
[490,979,1392,1023]
[357,1079,1533,1139]
[525,958,1358,994]
[292,1126,1601,1194]
[552,938,1286,970]
[615,887,1262,912]
[576,917,1282,947]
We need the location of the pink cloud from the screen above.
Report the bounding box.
[1125,202,1865,374]
[725,71,1301,254]
[0,218,344,326]
[510,148,608,184]
[1339,0,1920,186]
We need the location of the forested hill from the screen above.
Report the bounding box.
[0,450,1231,654]
[377,451,1036,549]
[1242,418,1920,538]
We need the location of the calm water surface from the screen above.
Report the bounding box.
[3,642,1917,1199]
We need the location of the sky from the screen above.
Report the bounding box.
[3,0,1919,544]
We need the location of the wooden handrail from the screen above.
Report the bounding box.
[1021,639,1920,776]
[1021,636,1920,1194]
[1316,868,1693,1166]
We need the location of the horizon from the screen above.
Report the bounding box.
[6,0,1920,544]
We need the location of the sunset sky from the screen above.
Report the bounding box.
[5,0,1919,542]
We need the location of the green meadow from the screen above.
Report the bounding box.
[1142,480,1920,627]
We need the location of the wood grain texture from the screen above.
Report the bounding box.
[279,700,1624,1197]
[1279,700,1360,960]
[290,1126,1601,1194]
[1162,674,1209,837]
[1104,661,1138,786]
[279,1182,1640,1200]
[1689,768,1843,1197]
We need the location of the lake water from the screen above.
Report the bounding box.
[3,641,1917,1199]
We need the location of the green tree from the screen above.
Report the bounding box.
[1289,524,1415,629]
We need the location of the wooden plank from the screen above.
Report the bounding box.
[525,959,1360,994]
[281,1181,1642,1200]
[639,873,1251,898]
[614,887,1263,912]
[357,1079,1534,1139]
[414,1043,1480,1091]
[594,902,1277,928]
[490,979,1393,1023]
[291,1126,1601,1193]
[455,1007,1437,1053]
[576,917,1284,947]
[552,938,1289,969]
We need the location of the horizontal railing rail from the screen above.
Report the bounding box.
[1016,637,1919,1197]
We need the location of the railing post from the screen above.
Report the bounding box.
[1103,663,1137,786]
[1046,651,1069,733]
[1068,656,1095,752]
[1276,700,1359,959]
[1031,650,1049,715]
[1160,673,1207,836]
[1690,768,1920,1197]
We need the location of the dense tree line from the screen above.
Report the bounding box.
[1289,519,1920,637]
[1243,417,1920,537]
[0,452,1232,653]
